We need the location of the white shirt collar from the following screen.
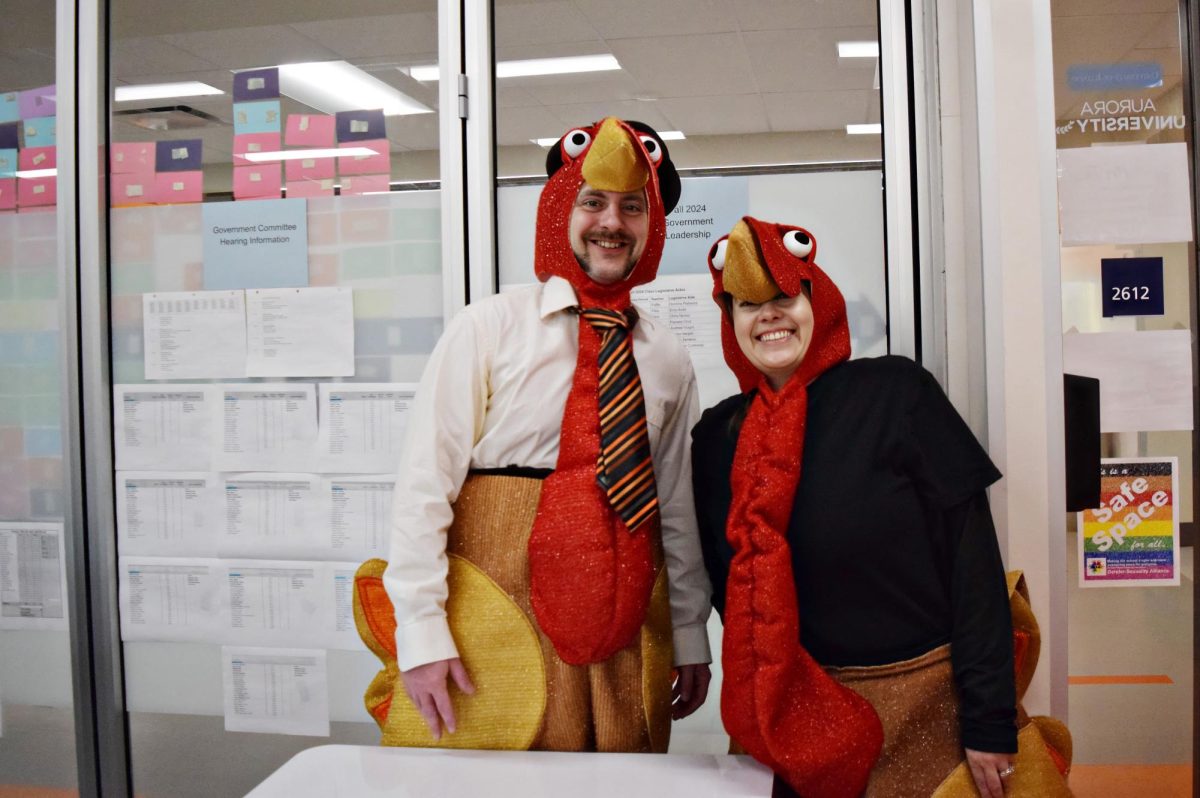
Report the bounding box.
[538,275,657,331]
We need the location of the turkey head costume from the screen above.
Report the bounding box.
[528,118,680,665]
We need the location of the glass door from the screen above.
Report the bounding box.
[0,0,81,794]
[1050,0,1197,791]
[104,1,454,794]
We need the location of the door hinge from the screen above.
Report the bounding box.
[457,74,468,120]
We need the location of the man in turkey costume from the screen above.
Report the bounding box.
[357,118,712,753]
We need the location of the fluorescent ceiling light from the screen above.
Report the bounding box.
[409,54,621,82]
[115,82,223,102]
[15,168,57,179]
[846,123,882,135]
[838,41,880,58]
[532,130,685,147]
[278,61,431,116]
[242,147,377,162]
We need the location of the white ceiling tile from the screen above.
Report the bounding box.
[112,36,222,78]
[495,41,613,62]
[496,85,548,109]
[1052,0,1176,17]
[518,72,646,105]
[732,0,878,31]
[496,105,582,145]
[742,27,878,94]
[763,90,878,132]
[547,102,674,133]
[1050,14,1162,64]
[654,94,768,136]
[609,33,756,98]
[495,2,601,47]
[574,0,739,39]
[290,13,439,60]
[1134,12,1182,50]
[165,26,339,71]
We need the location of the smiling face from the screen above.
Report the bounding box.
[730,289,815,391]
[568,182,649,285]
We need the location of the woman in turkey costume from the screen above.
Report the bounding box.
[690,217,1019,797]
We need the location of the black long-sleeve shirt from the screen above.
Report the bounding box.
[691,356,1017,753]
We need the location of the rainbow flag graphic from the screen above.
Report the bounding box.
[1079,459,1179,587]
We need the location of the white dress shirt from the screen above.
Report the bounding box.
[384,276,713,672]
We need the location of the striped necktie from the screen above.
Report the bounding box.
[580,307,659,533]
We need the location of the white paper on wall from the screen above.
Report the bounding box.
[0,522,68,631]
[117,557,224,642]
[215,383,318,472]
[1062,329,1194,432]
[1058,143,1194,247]
[221,646,330,737]
[116,471,221,557]
[114,385,216,471]
[316,383,416,473]
[143,291,248,380]
[246,287,355,377]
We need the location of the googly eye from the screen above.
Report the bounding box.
[710,238,728,270]
[782,230,813,258]
[639,135,663,163]
[562,129,592,159]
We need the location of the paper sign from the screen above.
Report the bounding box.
[335,109,385,142]
[117,556,224,641]
[215,383,318,472]
[233,164,282,200]
[142,290,247,379]
[202,198,308,289]
[22,115,55,148]
[0,94,17,123]
[285,179,335,199]
[1078,458,1179,587]
[152,171,203,204]
[245,287,355,377]
[317,383,415,472]
[217,473,325,559]
[232,132,281,166]
[1100,257,1164,317]
[116,471,220,557]
[111,141,156,174]
[1058,143,1193,246]
[233,68,280,102]
[222,646,329,737]
[337,139,389,176]
[0,522,68,630]
[18,85,56,119]
[659,176,748,276]
[17,176,56,207]
[285,114,335,147]
[114,385,216,471]
[18,146,56,172]
[339,174,389,195]
[155,139,202,172]
[285,154,335,181]
[233,100,282,135]
[1061,330,1193,432]
[111,173,152,206]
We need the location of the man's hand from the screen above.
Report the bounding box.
[671,663,712,720]
[965,748,1013,798]
[400,657,476,740]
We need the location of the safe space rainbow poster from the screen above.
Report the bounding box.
[1078,458,1180,588]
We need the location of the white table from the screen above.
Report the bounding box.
[245,745,774,797]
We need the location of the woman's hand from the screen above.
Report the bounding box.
[965,748,1014,798]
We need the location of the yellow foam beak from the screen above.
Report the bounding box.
[722,220,780,304]
[581,117,649,193]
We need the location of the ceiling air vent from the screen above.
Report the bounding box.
[113,105,224,131]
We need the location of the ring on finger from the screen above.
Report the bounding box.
[999,765,1015,779]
